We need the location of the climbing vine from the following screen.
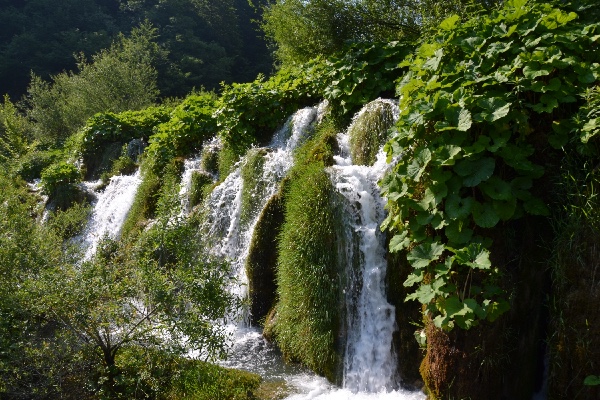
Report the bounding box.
[380,0,600,330]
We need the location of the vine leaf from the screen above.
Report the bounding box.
[389,231,410,252]
[404,270,424,287]
[454,157,495,187]
[452,243,492,269]
[445,194,474,220]
[407,241,445,269]
[476,97,511,122]
[445,220,473,244]
[482,299,510,322]
[407,147,432,182]
[480,176,512,200]
[472,201,500,228]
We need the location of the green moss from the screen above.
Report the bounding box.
[240,148,268,228]
[120,158,184,240]
[348,99,395,166]
[46,201,92,240]
[273,160,340,381]
[293,119,339,168]
[218,143,240,180]
[114,346,262,400]
[246,190,285,325]
[201,144,220,175]
[253,381,292,400]
[172,360,262,400]
[189,171,214,209]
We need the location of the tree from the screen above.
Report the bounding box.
[26,22,161,143]
[30,168,239,397]
[260,0,497,65]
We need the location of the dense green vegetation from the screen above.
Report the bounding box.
[0,0,272,99]
[2,0,600,398]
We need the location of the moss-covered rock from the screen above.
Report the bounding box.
[240,148,269,228]
[246,190,285,326]
[272,161,340,381]
[189,171,214,209]
[347,99,395,166]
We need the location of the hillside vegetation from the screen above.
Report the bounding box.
[1,0,599,399]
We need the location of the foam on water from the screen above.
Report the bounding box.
[79,170,142,260]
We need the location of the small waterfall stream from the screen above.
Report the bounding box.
[79,170,142,260]
[211,100,424,399]
[331,130,399,393]
[200,105,320,325]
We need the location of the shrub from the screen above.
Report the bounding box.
[147,93,217,172]
[81,106,171,161]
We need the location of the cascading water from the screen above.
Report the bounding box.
[181,100,425,399]
[79,170,142,260]
[200,105,320,325]
[332,135,399,392]
[274,100,424,400]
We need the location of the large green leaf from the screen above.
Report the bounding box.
[452,243,492,269]
[389,231,410,253]
[454,157,495,187]
[472,200,500,228]
[479,176,512,200]
[445,220,473,244]
[407,241,445,269]
[407,147,432,182]
[445,194,475,220]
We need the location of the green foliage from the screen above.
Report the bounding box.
[40,161,81,202]
[261,0,491,66]
[81,106,171,160]
[147,93,217,172]
[240,148,269,227]
[274,145,340,379]
[47,201,92,241]
[26,22,160,143]
[120,165,163,238]
[215,67,321,157]
[172,358,262,400]
[189,171,214,209]
[322,42,412,118]
[380,0,600,331]
[0,94,33,167]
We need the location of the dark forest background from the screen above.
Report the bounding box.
[0,0,273,99]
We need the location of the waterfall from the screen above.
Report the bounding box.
[328,99,400,393]
[200,105,320,325]
[79,170,142,260]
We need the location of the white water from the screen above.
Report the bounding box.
[201,106,320,325]
[220,100,423,400]
[79,170,142,260]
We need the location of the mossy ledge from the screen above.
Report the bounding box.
[272,161,340,381]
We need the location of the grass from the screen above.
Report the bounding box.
[271,119,343,380]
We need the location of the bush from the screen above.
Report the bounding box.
[81,106,171,161]
[147,93,218,172]
[215,66,322,158]
[41,161,80,196]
